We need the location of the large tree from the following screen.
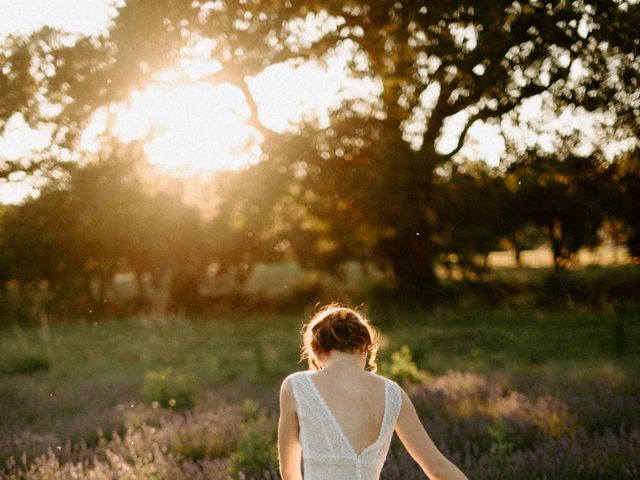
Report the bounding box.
[283,0,640,291]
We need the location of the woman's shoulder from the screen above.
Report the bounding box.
[369,370,399,385]
[281,370,310,387]
[370,371,405,395]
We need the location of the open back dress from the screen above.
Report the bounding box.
[290,370,403,480]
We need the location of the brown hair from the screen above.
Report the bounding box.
[300,303,380,372]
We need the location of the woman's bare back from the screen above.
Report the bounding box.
[310,367,386,455]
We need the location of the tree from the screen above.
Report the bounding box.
[0,29,66,180]
[64,141,209,309]
[0,187,92,312]
[0,139,207,316]
[504,151,608,270]
[281,1,640,292]
[607,147,640,262]
[3,0,638,294]
[436,161,509,277]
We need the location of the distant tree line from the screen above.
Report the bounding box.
[0,137,637,315]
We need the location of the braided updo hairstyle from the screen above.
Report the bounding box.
[301,303,380,372]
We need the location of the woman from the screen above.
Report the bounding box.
[278,304,468,480]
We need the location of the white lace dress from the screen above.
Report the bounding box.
[290,371,403,480]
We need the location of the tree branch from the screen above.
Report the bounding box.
[440,111,482,160]
[236,75,274,141]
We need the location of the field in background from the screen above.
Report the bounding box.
[1,300,639,476]
[104,245,635,304]
[487,245,631,269]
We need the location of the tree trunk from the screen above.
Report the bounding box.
[135,269,146,303]
[551,219,564,271]
[97,269,112,310]
[482,252,490,271]
[384,232,439,301]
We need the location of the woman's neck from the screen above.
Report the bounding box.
[320,350,365,371]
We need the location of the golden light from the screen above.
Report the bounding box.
[83,40,379,175]
[80,41,365,175]
[113,82,260,173]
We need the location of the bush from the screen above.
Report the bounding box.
[0,350,50,375]
[142,368,198,410]
[538,267,640,310]
[2,401,243,480]
[379,345,427,384]
[228,400,278,479]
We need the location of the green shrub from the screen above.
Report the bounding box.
[228,400,278,478]
[487,417,515,460]
[379,345,426,384]
[0,350,50,375]
[142,368,198,410]
[254,340,267,376]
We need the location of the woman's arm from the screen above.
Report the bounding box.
[395,388,468,480]
[277,376,303,480]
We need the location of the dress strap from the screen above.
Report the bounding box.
[383,378,403,429]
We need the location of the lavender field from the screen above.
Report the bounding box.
[2,0,640,477]
[1,307,639,479]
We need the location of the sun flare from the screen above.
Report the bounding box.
[112,82,261,173]
[79,40,376,175]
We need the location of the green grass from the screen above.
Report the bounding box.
[0,306,639,464]
[377,308,640,374]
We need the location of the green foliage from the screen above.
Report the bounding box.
[505,153,609,270]
[613,318,628,358]
[539,266,640,310]
[142,368,198,410]
[607,148,640,262]
[379,345,426,384]
[437,162,510,278]
[487,417,515,461]
[253,339,267,376]
[0,141,209,318]
[0,349,50,375]
[228,399,278,479]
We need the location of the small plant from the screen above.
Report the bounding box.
[613,317,628,357]
[379,345,426,384]
[487,417,514,460]
[228,400,278,479]
[1,350,50,375]
[254,340,267,376]
[142,368,198,410]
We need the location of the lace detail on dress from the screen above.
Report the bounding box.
[290,371,403,480]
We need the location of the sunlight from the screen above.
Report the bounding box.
[77,33,358,174]
[0,0,118,38]
[112,82,259,173]
[248,60,343,133]
[80,36,269,174]
[82,40,367,174]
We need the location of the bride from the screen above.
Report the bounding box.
[278,304,468,480]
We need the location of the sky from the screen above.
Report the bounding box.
[0,1,119,203]
[0,0,118,37]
